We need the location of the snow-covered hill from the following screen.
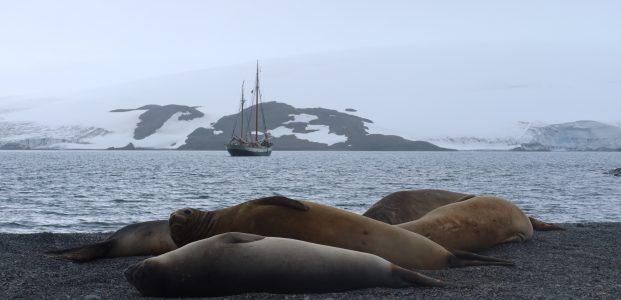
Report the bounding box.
[0,99,447,150]
[0,101,217,149]
[423,121,621,151]
[179,102,446,151]
[2,96,621,151]
[515,120,621,151]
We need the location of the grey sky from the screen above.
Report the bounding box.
[1,0,620,137]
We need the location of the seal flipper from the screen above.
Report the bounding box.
[447,249,514,268]
[46,240,114,262]
[455,194,476,202]
[249,196,309,211]
[529,217,565,231]
[391,265,447,287]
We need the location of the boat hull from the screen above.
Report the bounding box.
[226,144,272,157]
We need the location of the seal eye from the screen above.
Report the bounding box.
[184,209,192,215]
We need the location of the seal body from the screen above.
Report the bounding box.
[398,196,534,252]
[364,189,564,231]
[169,196,512,270]
[46,220,177,262]
[363,189,472,224]
[124,232,445,297]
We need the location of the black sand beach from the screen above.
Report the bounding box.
[1,223,620,299]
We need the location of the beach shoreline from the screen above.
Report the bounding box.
[1,223,619,299]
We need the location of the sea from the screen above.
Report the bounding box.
[1,150,620,233]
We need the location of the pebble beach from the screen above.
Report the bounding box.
[1,223,620,299]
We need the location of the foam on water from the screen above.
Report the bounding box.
[1,150,620,233]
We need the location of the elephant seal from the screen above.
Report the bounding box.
[363,189,474,224]
[397,196,534,252]
[46,220,176,262]
[124,232,445,297]
[363,189,564,231]
[169,196,513,270]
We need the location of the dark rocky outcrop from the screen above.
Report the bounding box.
[106,143,136,150]
[510,142,551,152]
[607,168,621,177]
[179,101,451,151]
[177,128,228,150]
[0,143,30,150]
[331,134,449,151]
[111,105,204,140]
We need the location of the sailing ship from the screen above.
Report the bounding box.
[226,63,273,156]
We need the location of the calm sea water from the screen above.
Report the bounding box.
[1,150,620,233]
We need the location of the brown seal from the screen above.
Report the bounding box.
[397,196,534,252]
[363,189,474,224]
[124,232,445,297]
[168,196,513,270]
[363,189,564,230]
[46,220,177,262]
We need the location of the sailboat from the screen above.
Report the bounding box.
[226,63,273,156]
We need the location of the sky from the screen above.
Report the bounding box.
[1,0,620,138]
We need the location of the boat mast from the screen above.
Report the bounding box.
[240,81,245,139]
[254,61,260,142]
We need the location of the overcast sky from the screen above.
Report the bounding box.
[1,0,620,137]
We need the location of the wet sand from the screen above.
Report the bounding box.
[1,223,620,299]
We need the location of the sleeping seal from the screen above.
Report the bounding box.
[124,232,445,297]
[46,220,176,262]
[397,196,534,252]
[168,196,513,270]
[363,189,564,231]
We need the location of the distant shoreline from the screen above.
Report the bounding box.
[2,148,621,152]
[2,223,619,299]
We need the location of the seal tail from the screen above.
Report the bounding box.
[45,240,113,262]
[448,249,515,268]
[529,217,565,231]
[391,265,447,287]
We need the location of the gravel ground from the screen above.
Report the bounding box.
[1,223,620,299]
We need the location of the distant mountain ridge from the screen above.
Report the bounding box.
[180,102,448,151]
[428,120,621,151]
[0,101,449,151]
[2,99,620,151]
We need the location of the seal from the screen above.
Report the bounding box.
[46,220,177,262]
[363,189,474,224]
[363,189,564,231]
[169,196,513,270]
[397,196,534,252]
[124,232,446,297]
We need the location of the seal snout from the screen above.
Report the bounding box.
[168,212,178,227]
[169,208,192,227]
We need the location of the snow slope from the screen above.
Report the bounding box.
[522,120,621,151]
[271,113,348,146]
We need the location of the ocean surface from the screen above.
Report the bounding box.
[1,150,620,233]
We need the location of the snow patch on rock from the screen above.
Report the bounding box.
[284,113,318,123]
[271,124,347,145]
